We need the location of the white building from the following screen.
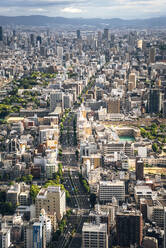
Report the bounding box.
[99,181,125,203]
[39,209,52,245]
[134,185,152,204]
[164,207,166,248]
[0,228,11,248]
[57,46,63,60]
[82,222,108,248]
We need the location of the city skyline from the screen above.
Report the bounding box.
[0,0,166,19]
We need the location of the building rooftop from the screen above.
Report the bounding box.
[100,180,125,186]
[82,222,107,233]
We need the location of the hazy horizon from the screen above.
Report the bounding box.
[0,0,165,20]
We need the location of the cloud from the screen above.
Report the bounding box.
[0,0,165,19]
[61,7,82,13]
[0,0,73,7]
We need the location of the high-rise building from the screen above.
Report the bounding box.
[82,222,108,248]
[107,98,120,113]
[33,222,43,248]
[0,27,3,41]
[36,36,42,45]
[136,158,144,180]
[164,207,166,248]
[148,88,162,114]
[129,72,136,88]
[50,91,63,112]
[57,46,63,60]
[116,210,143,247]
[163,100,166,117]
[103,29,109,40]
[99,181,125,203]
[24,210,52,248]
[149,47,156,63]
[0,228,11,248]
[35,186,66,221]
[137,39,143,50]
[76,30,81,39]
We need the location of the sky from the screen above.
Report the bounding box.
[0,0,165,19]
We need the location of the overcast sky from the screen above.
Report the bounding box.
[0,0,165,19]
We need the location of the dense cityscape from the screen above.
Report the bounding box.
[0,23,166,248]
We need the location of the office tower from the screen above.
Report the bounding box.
[57,46,63,60]
[149,88,162,114]
[137,39,143,50]
[39,209,52,245]
[40,47,47,57]
[142,237,158,248]
[164,207,166,248]
[99,181,125,203]
[36,36,42,45]
[63,94,73,109]
[136,158,144,180]
[76,30,81,39]
[30,34,35,46]
[33,222,43,248]
[103,29,109,40]
[82,222,108,248]
[0,228,11,248]
[116,210,143,247]
[163,101,166,117]
[129,72,136,88]
[35,186,66,221]
[0,27,3,41]
[24,222,33,248]
[149,47,156,63]
[24,210,52,248]
[107,98,120,113]
[50,91,63,112]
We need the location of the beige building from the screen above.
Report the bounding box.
[107,99,120,114]
[129,73,136,88]
[35,186,66,222]
[82,154,102,169]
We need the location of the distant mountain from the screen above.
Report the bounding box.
[0,15,166,28]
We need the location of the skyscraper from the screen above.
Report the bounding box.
[103,29,109,40]
[0,26,3,41]
[116,210,143,247]
[33,223,43,248]
[136,158,144,180]
[164,207,166,248]
[149,88,162,114]
[82,222,108,248]
[149,47,156,63]
[77,30,81,39]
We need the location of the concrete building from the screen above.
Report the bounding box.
[116,210,143,247]
[50,91,63,112]
[134,185,152,204]
[107,98,120,114]
[33,222,43,248]
[149,47,156,63]
[129,73,136,88]
[164,207,166,248]
[35,186,66,221]
[142,236,158,248]
[103,142,133,157]
[6,183,21,205]
[0,228,11,248]
[148,88,162,114]
[82,222,108,248]
[136,158,144,180]
[99,181,125,203]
